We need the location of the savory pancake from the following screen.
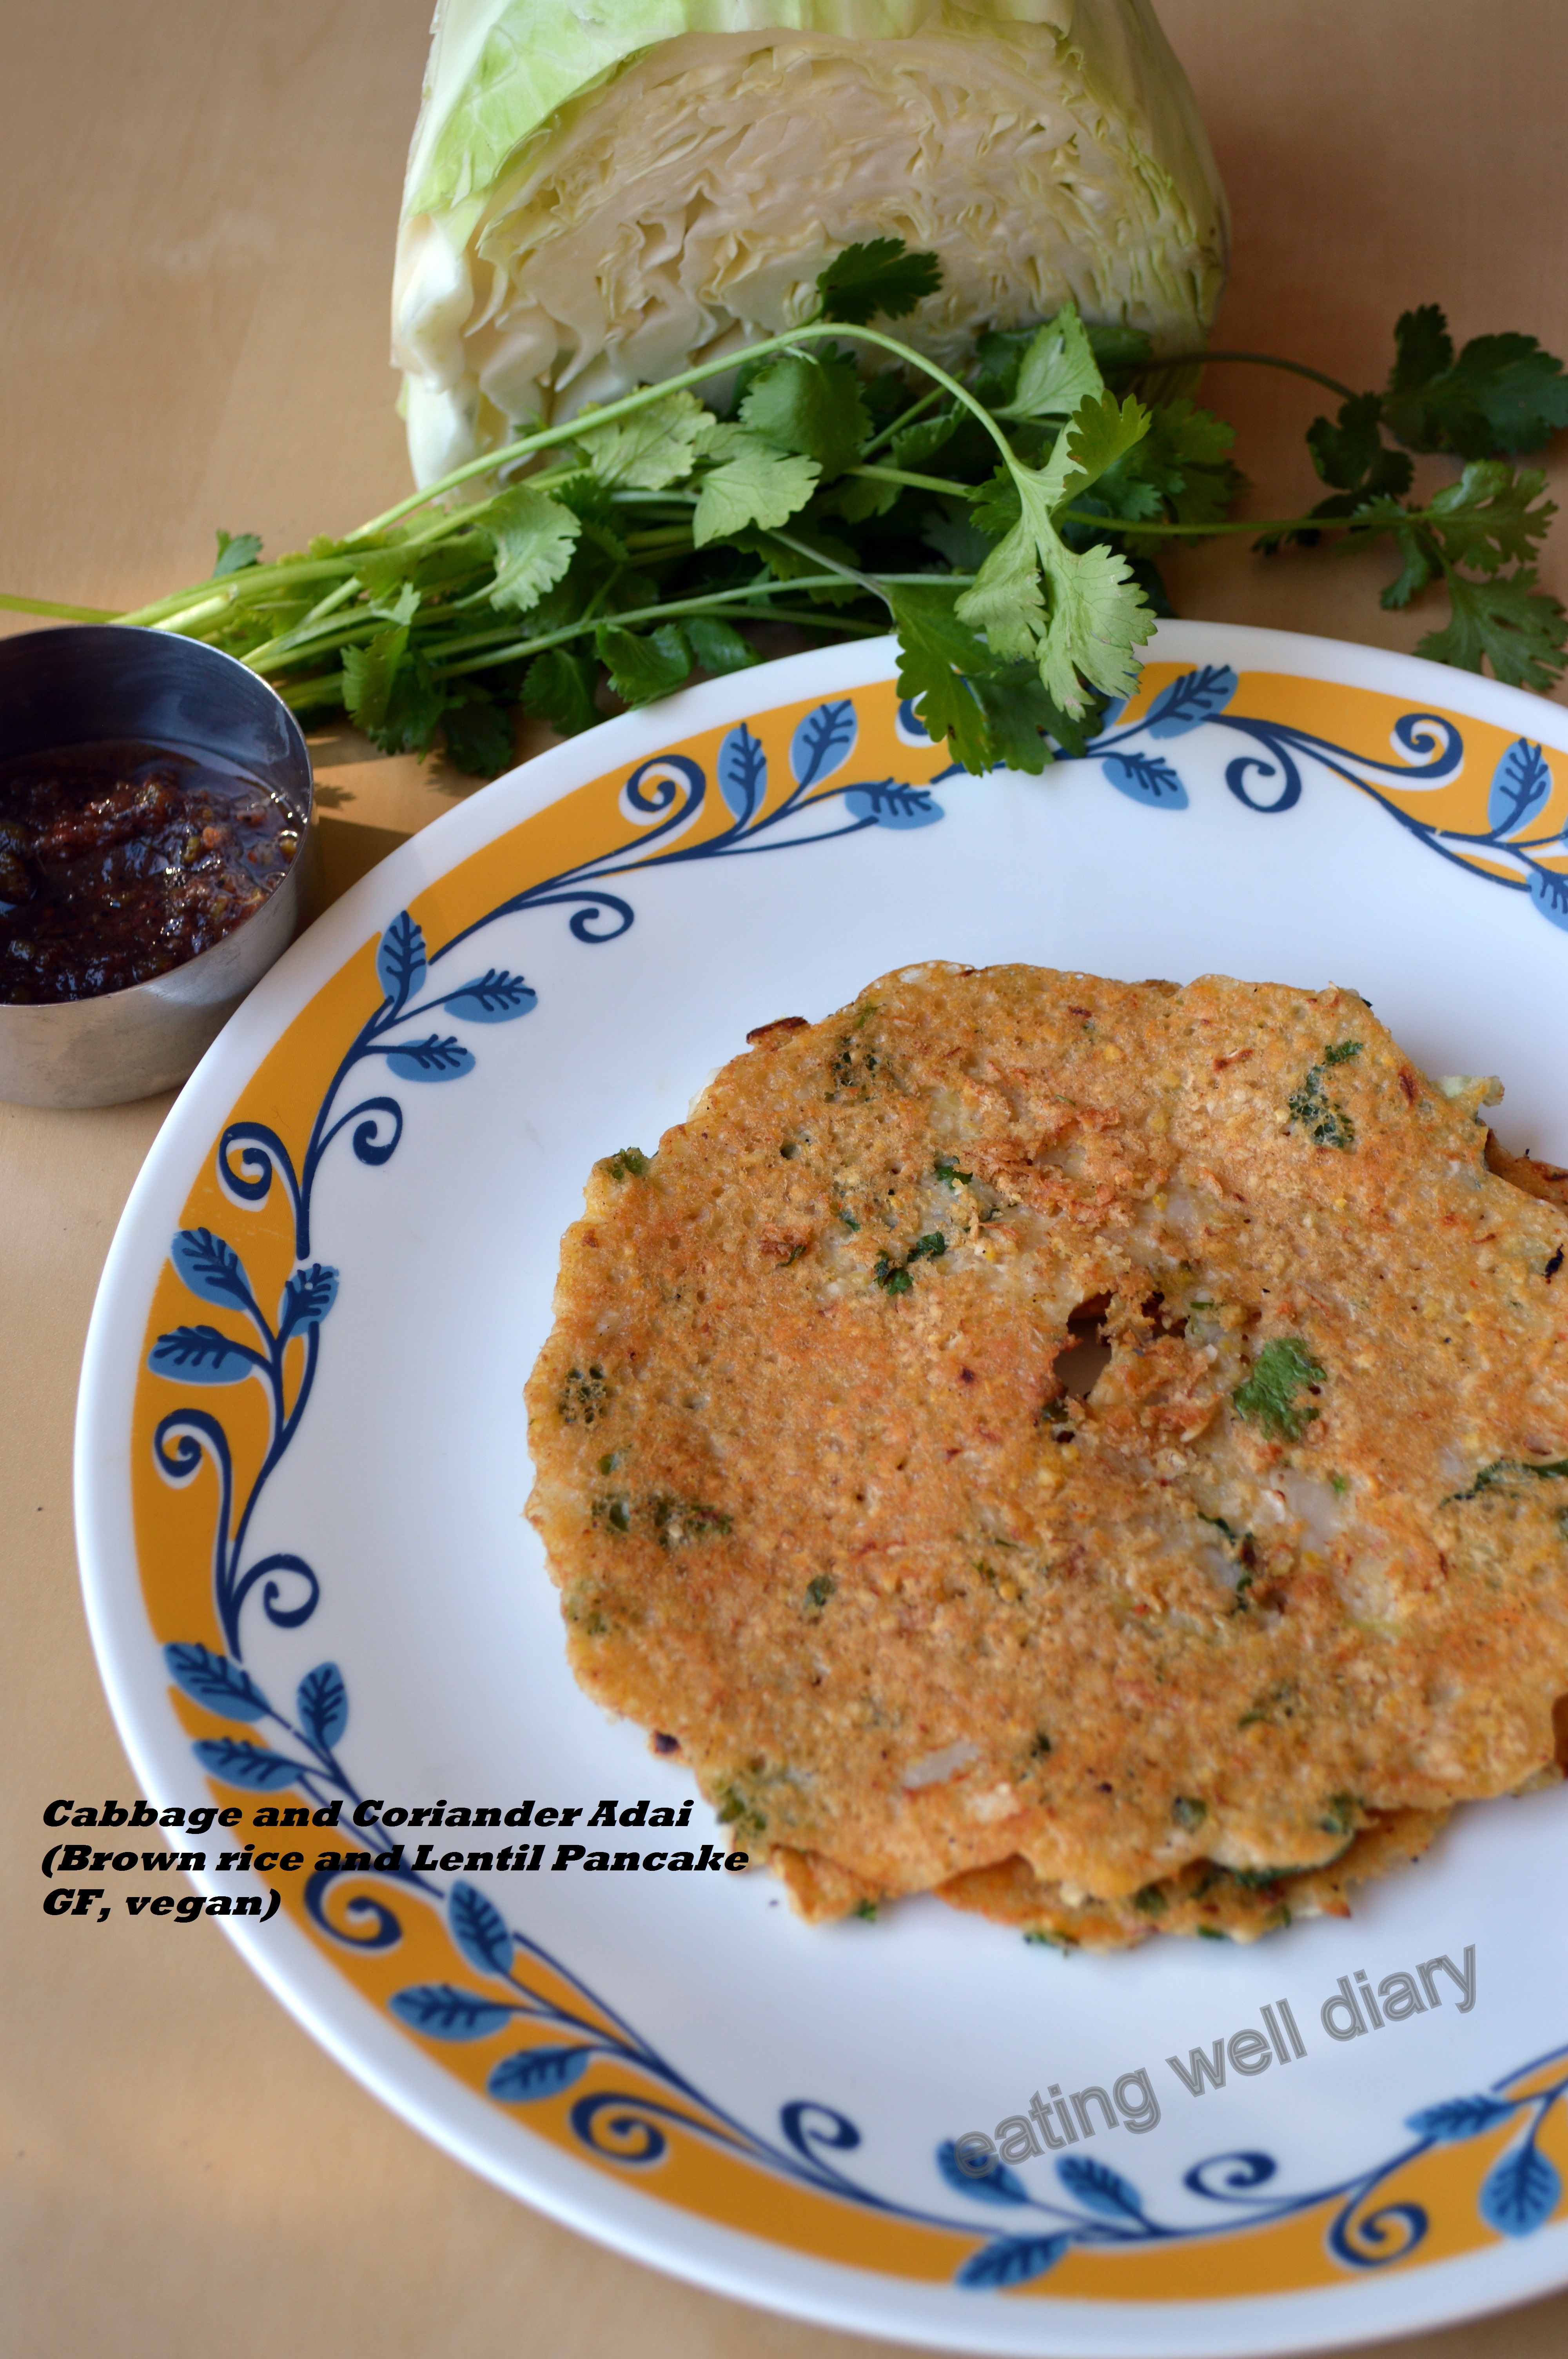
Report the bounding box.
[525,964,1568,1942]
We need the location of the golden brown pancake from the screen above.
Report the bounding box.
[525,965,1568,1943]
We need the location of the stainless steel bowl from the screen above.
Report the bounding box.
[0,627,314,1108]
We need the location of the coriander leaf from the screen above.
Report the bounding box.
[369,578,421,627]
[1233,1337,1325,1442]
[831,471,902,524]
[549,471,621,527]
[522,646,599,736]
[1355,507,1439,609]
[371,647,449,757]
[954,512,1047,669]
[212,529,263,577]
[1122,554,1175,618]
[970,465,1022,542]
[957,391,1156,712]
[999,304,1106,422]
[1346,463,1555,616]
[1421,461,1554,571]
[685,616,759,676]
[736,522,865,605]
[1306,391,1412,497]
[1446,334,1568,453]
[483,485,581,613]
[921,502,996,571]
[597,622,692,707]
[577,516,632,567]
[888,582,994,774]
[442,691,515,776]
[1104,398,1245,551]
[980,669,1108,761]
[740,348,869,477]
[890,409,958,471]
[692,436,819,545]
[967,670,1062,774]
[1414,568,1568,692]
[1390,303,1453,395]
[862,368,916,427]
[972,327,1038,408]
[354,533,491,602]
[342,617,413,735]
[1085,321,1155,378]
[1385,308,1568,458]
[816,237,942,326]
[575,389,716,489]
[1067,456,1163,531]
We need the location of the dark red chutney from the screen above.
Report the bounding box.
[0,740,299,1003]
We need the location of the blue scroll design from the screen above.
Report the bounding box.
[926,660,1568,932]
[147,696,943,1667]
[940,2046,1568,2287]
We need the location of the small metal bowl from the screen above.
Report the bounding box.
[0,626,314,1109]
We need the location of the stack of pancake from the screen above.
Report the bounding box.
[526,965,1568,1945]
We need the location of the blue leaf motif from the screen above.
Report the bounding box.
[148,1325,265,1383]
[171,1229,254,1314]
[1406,2095,1519,2142]
[277,1263,339,1341]
[449,1881,514,1978]
[444,970,538,1023]
[192,1737,309,1790]
[1487,739,1552,836]
[377,911,426,1010]
[719,723,768,822]
[389,1984,519,2041]
[791,700,858,788]
[1102,752,1188,809]
[384,1035,475,1081]
[895,696,935,745]
[936,2139,1031,2206]
[844,783,942,831]
[488,2044,592,2102]
[1528,865,1568,932]
[956,2234,1072,2290]
[1056,2152,1146,2221]
[1143,664,1237,738]
[1480,2138,1561,2237]
[163,1641,270,1721]
[296,1661,348,1750]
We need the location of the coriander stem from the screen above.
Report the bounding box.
[355,321,1017,538]
[118,555,358,629]
[767,529,884,600]
[243,575,368,666]
[248,615,397,677]
[1060,495,1465,541]
[272,600,885,713]
[0,591,121,623]
[850,462,972,498]
[860,383,947,460]
[429,577,873,677]
[1160,349,1360,404]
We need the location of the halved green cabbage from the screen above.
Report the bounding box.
[394,0,1227,484]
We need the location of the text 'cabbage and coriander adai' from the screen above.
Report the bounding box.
[525,965,1568,1948]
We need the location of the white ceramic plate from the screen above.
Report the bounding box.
[76,623,1568,2355]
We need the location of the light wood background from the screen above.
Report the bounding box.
[4,7,1566,2354]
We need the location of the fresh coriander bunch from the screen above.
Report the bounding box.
[4,246,1565,777]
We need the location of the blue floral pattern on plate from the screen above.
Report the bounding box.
[146,671,1568,2294]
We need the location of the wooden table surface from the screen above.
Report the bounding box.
[4,7,1566,2354]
